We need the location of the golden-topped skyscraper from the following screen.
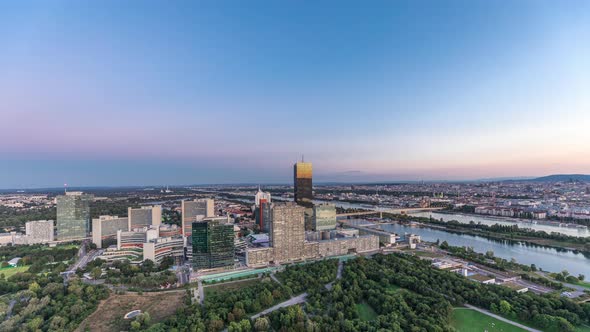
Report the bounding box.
[294,160,313,207]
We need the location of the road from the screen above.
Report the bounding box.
[464,304,542,332]
[534,271,588,292]
[197,280,204,305]
[251,293,308,320]
[253,260,344,317]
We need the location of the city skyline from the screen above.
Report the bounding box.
[2,1,590,188]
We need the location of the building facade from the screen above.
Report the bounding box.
[92,215,128,248]
[313,203,337,231]
[270,203,306,263]
[256,199,272,232]
[56,192,93,240]
[143,236,184,264]
[128,205,162,230]
[181,199,215,236]
[254,187,271,207]
[293,162,313,207]
[192,218,235,270]
[25,220,54,243]
[116,228,158,250]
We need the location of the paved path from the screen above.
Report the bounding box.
[251,293,307,320]
[270,273,282,285]
[464,304,542,332]
[197,280,204,305]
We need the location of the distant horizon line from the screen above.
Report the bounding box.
[2,173,589,192]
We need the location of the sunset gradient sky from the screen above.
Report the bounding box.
[1,1,590,188]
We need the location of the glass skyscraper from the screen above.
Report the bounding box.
[294,161,313,207]
[56,192,92,240]
[192,219,234,270]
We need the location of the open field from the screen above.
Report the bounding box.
[0,266,29,278]
[204,277,260,296]
[576,324,590,332]
[355,301,378,321]
[75,291,185,332]
[451,308,527,332]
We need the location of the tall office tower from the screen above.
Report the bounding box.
[25,220,54,243]
[192,218,235,270]
[92,215,129,248]
[312,203,337,231]
[294,161,313,207]
[256,199,272,232]
[270,203,305,262]
[181,198,214,236]
[254,186,271,207]
[128,205,162,230]
[56,192,93,240]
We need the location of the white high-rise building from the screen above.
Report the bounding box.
[254,186,271,207]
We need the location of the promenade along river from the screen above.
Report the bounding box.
[356,221,590,277]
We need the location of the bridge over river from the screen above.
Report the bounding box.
[336,207,444,218]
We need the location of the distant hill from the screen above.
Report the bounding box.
[528,174,590,182]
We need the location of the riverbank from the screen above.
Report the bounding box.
[389,213,590,254]
[435,210,588,230]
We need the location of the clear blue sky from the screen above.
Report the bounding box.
[1,1,589,188]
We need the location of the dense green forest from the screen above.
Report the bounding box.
[0,245,109,331]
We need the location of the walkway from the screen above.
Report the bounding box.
[464,304,542,332]
[251,293,308,320]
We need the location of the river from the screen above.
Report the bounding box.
[351,220,590,276]
[410,211,589,238]
[219,193,590,275]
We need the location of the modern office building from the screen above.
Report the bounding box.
[117,227,158,250]
[181,198,214,236]
[25,220,54,243]
[128,205,162,230]
[143,236,184,264]
[92,215,128,248]
[254,187,271,207]
[245,202,379,267]
[270,203,306,262]
[192,218,235,270]
[313,203,337,231]
[255,199,272,232]
[56,192,93,240]
[294,161,313,207]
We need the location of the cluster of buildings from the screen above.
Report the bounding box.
[6,160,385,275]
[430,257,529,293]
[244,161,380,267]
[0,220,54,246]
[474,206,547,219]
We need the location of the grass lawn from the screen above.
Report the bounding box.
[0,266,29,278]
[204,278,260,296]
[575,324,590,332]
[451,308,527,332]
[355,301,378,321]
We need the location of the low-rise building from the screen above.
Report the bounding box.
[143,236,184,264]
